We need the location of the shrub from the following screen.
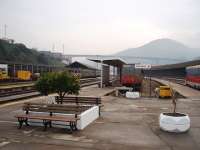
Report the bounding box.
[35,71,80,103]
[35,73,55,96]
[53,71,80,103]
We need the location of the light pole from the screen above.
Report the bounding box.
[100,59,103,88]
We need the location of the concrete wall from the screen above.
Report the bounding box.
[77,106,99,130]
[26,106,99,130]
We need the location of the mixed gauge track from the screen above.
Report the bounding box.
[0,78,100,104]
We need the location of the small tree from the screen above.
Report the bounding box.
[52,71,80,103]
[35,71,80,104]
[171,89,178,114]
[35,73,55,96]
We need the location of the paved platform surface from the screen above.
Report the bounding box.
[0,86,200,150]
[153,78,200,99]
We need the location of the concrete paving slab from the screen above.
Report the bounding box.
[0,86,200,149]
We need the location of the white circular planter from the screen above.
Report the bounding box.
[159,113,190,133]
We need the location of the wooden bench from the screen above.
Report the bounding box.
[15,102,91,133]
[55,96,103,115]
[55,96,102,105]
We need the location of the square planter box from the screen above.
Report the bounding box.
[27,105,99,130]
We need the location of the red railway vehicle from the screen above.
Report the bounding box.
[121,64,143,91]
[186,65,200,89]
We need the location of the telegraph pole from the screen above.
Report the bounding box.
[62,44,64,54]
[52,44,55,52]
[4,24,7,39]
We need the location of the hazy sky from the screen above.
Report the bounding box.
[0,0,199,55]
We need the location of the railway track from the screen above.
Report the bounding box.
[0,78,100,104]
[160,77,186,85]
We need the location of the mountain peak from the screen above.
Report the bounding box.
[150,38,187,45]
[116,38,198,59]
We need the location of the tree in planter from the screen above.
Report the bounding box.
[159,87,190,132]
[35,73,55,103]
[171,89,178,114]
[35,73,55,96]
[53,71,80,104]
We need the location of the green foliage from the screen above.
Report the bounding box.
[35,72,80,100]
[53,71,80,100]
[35,73,55,96]
[0,39,63,65]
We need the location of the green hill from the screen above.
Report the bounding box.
[0,39,63,65]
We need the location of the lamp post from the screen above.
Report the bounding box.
[100,59,103,88]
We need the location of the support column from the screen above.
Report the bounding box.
[119,67,122,83]
[100,60,103,88]
[13,64,16,77]
[31,65,33,74]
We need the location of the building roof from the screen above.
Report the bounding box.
[67,60,98,70]
[88,57,126,67]
[152,59,200,70]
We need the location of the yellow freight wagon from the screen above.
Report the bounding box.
[17,71,31,80]
[159,86,172,98]
[0,64,9,80]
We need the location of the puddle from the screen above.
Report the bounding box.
[23,129,34,134]
[49,134,94,143]
[0,141,10,147]
[136,106,147,111]
[160,107,168,110]
[111,121,121,124]
[104,108,118,112]
[129,104,138,108]
[94,121,104,124]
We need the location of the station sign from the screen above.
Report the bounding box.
[135,64,151,69]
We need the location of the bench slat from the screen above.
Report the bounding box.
[15,115,79,122]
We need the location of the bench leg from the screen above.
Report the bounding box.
[17,117,28,129]
[49,121,52,128]
[71,121,78,131]
[67,122,73,134]
[99,107,101,116]
[18,119,23,129]
[25,118,29,126]
[43,120,51,131]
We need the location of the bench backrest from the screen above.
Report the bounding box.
[23,102,91,116]
[55,96,101,105]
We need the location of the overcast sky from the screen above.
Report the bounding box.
[0,0,199,55]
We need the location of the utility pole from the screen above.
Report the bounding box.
[4,24,7,39]
[62,44,64,54]
[101,59,103,88]
[52,44,55,52]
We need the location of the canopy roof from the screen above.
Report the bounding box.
[152,59,200,70]
[88,58,126,67]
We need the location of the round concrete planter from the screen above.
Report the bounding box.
[159,113,190,133]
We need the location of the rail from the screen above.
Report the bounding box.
[0,77,100,104]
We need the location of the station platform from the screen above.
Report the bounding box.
[0,85,115,107]
[79,85,115,97]
[153,78,200,99]
[0,85,200,150]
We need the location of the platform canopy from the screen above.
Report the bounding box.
[152,59,200,70]
[88,57,126,67]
